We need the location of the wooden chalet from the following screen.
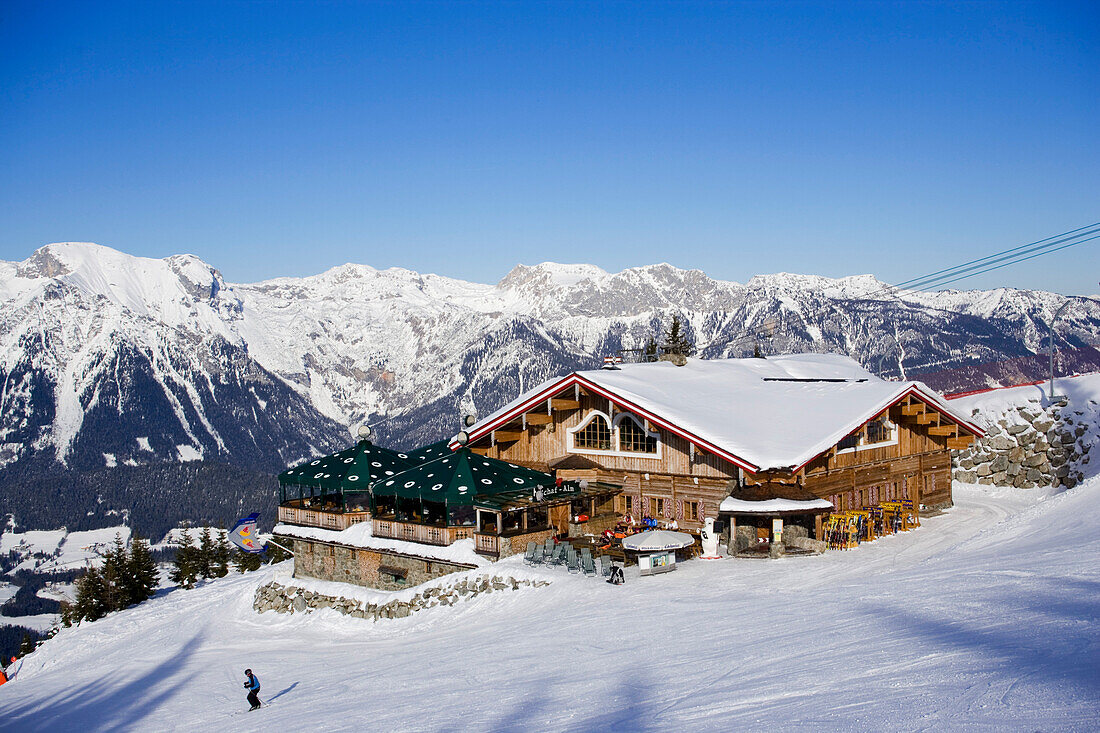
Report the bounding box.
[454,353,984,544]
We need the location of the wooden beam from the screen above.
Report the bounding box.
[493,430,523,442]
[946,436,974,450]
[901,403,925,416]
[551,398,580,411]
[916,412,937,424]
[525,412,553,425]
[470,447,489,456]
[928,426,957,436]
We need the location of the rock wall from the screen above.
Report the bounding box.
[286,536,476,590]
[254,574,550,620]
[952,397,1093,489]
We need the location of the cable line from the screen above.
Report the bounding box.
[712,222,1100,355]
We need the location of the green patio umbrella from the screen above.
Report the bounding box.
[371,447,553,509]
[401,439,453,464]
[279,440,415,507]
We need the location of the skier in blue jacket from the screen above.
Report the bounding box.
[243,669,261,710]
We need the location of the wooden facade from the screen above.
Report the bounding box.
[470,383,976,537]
[471,387,736,531]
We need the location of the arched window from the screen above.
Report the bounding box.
[617,415,658,454]
[575,415,611,450]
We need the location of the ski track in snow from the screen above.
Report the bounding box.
[1,480,1099,731]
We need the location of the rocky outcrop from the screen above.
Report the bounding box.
[253,574,551,620]
[952,397,1094,489]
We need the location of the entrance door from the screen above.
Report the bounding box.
[550,504,569,536]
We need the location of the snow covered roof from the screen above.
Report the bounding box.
[460,354,983,473]
[719,497,834,514]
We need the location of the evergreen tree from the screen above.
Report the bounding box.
[126,533,159,603]
[170,524,199,589]
[101,533,130,611]
[663,314,694,356]
[18,631,37,657]
[197,525,215,579]
[211,529,230,578]
[266,540,291,564]
[59,600,75,628]
[233,548,263,573]
[72,566,111,623]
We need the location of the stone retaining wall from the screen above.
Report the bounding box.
[285,535,476,590]
[254,574,551,621]
[952,396,1094,489]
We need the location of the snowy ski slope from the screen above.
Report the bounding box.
[1,477,1097,731]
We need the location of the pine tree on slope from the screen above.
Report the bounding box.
[197,526,215,579]
[170,524,199,589]
[126,533,159,604]
[211,529,230,578]
[101,534,130,611]
[663,314,694,356]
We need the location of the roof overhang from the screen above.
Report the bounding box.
[452,373,761,472]
[788,383,987,474]
[456,366,986,477]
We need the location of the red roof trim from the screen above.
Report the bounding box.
[789,384,986,474]
[572,375,759,472]
[454,374,581,448]
[454,372,759,472]
[457,371,984,477]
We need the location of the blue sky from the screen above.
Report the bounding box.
[2,1,1098,294]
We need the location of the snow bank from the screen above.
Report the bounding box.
[719,496,834,513]
[2,476,1099,730]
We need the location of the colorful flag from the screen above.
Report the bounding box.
[228,512,265,553]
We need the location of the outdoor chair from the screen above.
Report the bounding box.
[598,555,611,577]
[524,542,537,564]
[531,545,545,565]
[551,543,566,564]
[544,537,555,555]
[582,555,596,576]
[566,550,580,573]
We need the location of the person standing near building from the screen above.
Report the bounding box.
[243,668,261,710]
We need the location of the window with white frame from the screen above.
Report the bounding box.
[618,414,658,454]
[569,411,661,458]
[837,414,896,453]
[574,414,612,450]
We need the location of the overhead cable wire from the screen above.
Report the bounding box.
[887,221,1100,292]
[889,226,1100,293]
[714,222,1100,354]
[910,233,1100,292]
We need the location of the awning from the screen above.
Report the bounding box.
[474,480,621,512]
[371,447,554,507]
[279,440,414,493]
[719,497,834,514]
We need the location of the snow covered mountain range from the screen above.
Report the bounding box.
[2,240,1099,533]
[3,242,1100,479]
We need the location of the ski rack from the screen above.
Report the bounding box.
[823,499,920,550]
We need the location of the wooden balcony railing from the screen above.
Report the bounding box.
[278,505,370,531]
[371,519,476,547]
[475,533,500,556]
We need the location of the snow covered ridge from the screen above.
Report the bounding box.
[0,525,132,574]
[2,241,1099,482]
